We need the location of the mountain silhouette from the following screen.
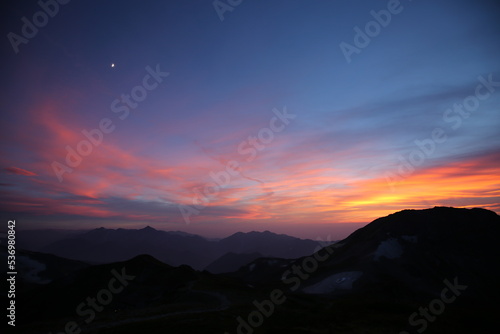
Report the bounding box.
[235,207,500,294]
[12,207,500,334]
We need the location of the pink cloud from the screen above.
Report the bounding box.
[4,167,37,176]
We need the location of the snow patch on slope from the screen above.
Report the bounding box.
[374,237,403,260]
[302,271,363,294]
[17,256,51,284]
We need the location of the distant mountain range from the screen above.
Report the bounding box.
[9,207,500,333]
[34,228,321,271]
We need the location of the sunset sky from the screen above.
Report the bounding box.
[1,0,499,239]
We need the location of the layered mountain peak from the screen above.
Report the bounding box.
[343,206,500,248]
[296,207,500,297]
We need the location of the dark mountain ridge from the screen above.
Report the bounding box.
[234,207,500,297]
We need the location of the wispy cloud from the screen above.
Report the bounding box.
[4,167,37,176]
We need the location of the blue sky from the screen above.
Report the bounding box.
[1,0,499,238]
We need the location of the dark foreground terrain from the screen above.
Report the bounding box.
[5,207,500,333]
